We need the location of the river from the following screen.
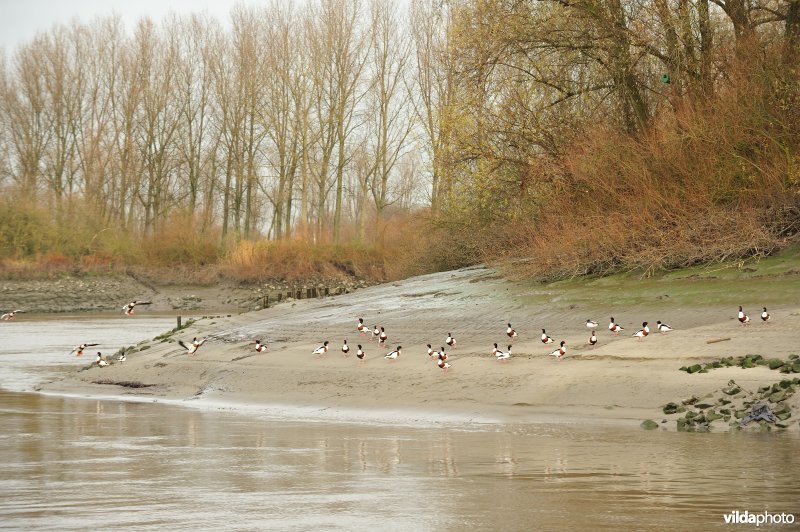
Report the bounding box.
[1,317,798,530]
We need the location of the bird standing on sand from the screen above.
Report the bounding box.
[609,317,624,335]
[507,323,517,340]
[541,329,554,344]
[342,339,350,356]
[1,310,24,321]
[95,352,109,367]
[356,345,365,361]
[656,321,674,332]
[446,333,456,348]
[255,340,268,352]
[69,343,99,357]
[122,301,152,316]
[179,337,206,356]
[357,318,368,335]
[372,325,380,341]
[586,319,599,328]
[492,343,500,357]
[589,332,597,347]
[437,351,451,372]
[633,322,650,340]
[118,353,127,362]
[384,346,402,360]
[427,344,435,357]
[549,341,567,359]
[761,307,770,322]
[312,341,329,357]
[738,306,750,325]
[379,327,388,344]
[496,345,512,362]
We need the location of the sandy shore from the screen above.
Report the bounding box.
[39,265,800,430]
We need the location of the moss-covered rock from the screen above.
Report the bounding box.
[686,364,702,374]
[768,358,785,370]
[640,419,659,430]
[663,402,679,415]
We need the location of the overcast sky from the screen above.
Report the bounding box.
[0,0,266,53]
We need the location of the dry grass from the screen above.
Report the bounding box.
[488,54,800,280]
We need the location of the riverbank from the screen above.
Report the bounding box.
[0,273,372,315]
[35,252,800,431]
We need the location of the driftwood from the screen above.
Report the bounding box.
[740,402,777,426]
[706,337,731,344]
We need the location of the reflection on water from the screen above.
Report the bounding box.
[1,391,798,530]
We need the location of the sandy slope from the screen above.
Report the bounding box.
[40,265,800,429]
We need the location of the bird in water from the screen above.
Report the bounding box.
[1,310,24,321]
[122,300,152,316]
[69,343,100,357]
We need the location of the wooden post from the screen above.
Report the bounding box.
[277,293,282,302]
[264,295,269,308]
[177,316,182,329]
[307,288,313,299]
[324,287,330,297]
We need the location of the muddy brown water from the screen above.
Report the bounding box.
[1,316,799,530]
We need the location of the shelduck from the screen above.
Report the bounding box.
[95,353,109,367]
[356,345,365,360]
[446,333,456,348]
[586,319,599,328]
[506,323,517,339]
[255,340,268,352]
[541,329,554,344]
[496,345,512,362]
[589,332,597,346]
[633,322,649,340]
[312,341,330,356]
[548,340,566,358]
[738,306,750,325]
[761,307,770,322]
[357,318,368,334]
[609,317,624,335]
[178,337,206,356]
[342,340,350,356]
[384,346,402,360]
[70,343,99,357]
[1,310,24,321]
[122,301,152,316]
[379,327,388,344]
[656,321,674,332]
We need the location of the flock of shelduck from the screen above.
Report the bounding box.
[0,302,777,369]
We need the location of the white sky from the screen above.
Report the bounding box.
[0,0,266,53]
